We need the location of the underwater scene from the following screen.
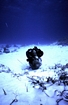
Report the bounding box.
[0,0,68,105]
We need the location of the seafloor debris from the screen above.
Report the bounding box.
[0,44,20,54]
[10,99,18,105]
[0,64,11,73]
[55,90,68,105]
[57,38,68,46]
[10,93,18,105]
[28,76,47,90]
[58,71,68,85]
[28,74,68,104]
[2,88,7,95]
[27,63,68,105]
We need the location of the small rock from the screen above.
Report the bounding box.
[3,47,10,53]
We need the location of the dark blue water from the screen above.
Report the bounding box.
[0,0,68,45]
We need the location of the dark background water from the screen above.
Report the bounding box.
[0,0,68,45]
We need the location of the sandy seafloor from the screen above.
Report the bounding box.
[0,43,68,105]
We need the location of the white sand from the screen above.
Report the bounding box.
[0,44,68,105]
